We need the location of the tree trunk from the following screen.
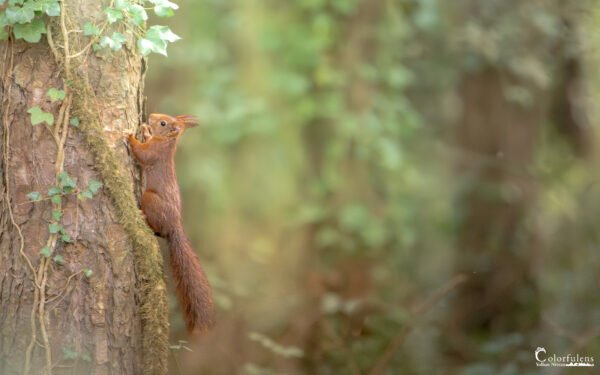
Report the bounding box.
[448,68,542,353]
[0,2,168,374]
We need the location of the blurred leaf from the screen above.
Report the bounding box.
[34,0,60,17]
[27,106,53,126]
[99,32,127,51]
[127,4,147,25]
[83,22,100,36]
[12,17,46,42]
[46,88,65,102]
[5,3,35,24]
[26,191,41,201]
[48,223,62,234]
[40,246,52,258]
[87,179,103,194]
[104,7,123,23]
[53,254,64,264]
[51,210,62,221]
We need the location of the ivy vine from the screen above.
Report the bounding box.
[1,0,180,56]
[25,88,104,264]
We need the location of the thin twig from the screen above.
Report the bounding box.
[368,274,468,375]
[46,270,82,304]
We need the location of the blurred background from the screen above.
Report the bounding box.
[145,0,600,374]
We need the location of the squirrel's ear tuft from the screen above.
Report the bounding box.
[176,115,199,128]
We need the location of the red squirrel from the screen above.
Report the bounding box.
[128,113,215,333]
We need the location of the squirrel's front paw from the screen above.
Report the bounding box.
[141,124,152,142]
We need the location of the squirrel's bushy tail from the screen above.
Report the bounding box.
[168,227,215,332]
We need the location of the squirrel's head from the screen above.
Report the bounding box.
[147,113,199,139]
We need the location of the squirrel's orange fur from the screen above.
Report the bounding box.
[128,113,215,333]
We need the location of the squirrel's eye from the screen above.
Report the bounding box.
[160,120,167,127]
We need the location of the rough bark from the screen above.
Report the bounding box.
[0,2,167,374]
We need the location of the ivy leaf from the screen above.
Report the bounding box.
[61,232,72,243]
[78,190,93,200]
[0,28,8,42]
[46,88,65,102]
[27,106,54,126]
[148,25,180,43]
[87,179,103,194]
[58,171,77,190]
[53,254,64,264]
[69,117,80,127]
[0,11,8,27]
[127,4,147,25]
[100,32,127,51]
[33,0,60,17]
[0,13,8,40]
[5,3,35,24]
[83,268,93,278]
[51,210,62,221]
[83,22,100,37]
[51,195,62,204]
[48,186,61,196]
[13,18,46,43]
[137,37,165,56]
[138,26,180,56]
[48,223,62,234]
[26,191,41,201]
[114,0,128,10]
[40,246,52,258]
[104,7,123,23]
[154,7,174,17]
[150,0,178,17]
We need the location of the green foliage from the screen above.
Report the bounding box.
[83,268,93,278]
[81,352,92,362]
[48,186,61,196]
[78,179,102,200]
[46,88,65,102]
[58,171,77,192]
[99,31,127,51]
[150,0,178,18]
[60,231,72,243]
[12,17,44,42]
[1,0,180,56]
[82,21,99,36]
[26,191,41,201]
[137,25,180,56]
[39,246,52,258]
[87,179,103,194]
[48,222,62,234]
[51,210,62,221]
[1,0,58,42]
[61,346,77,360]
[5,3,36,24]
[103,7,123,23]
[26,150,104,252]
[27,106,53,125]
